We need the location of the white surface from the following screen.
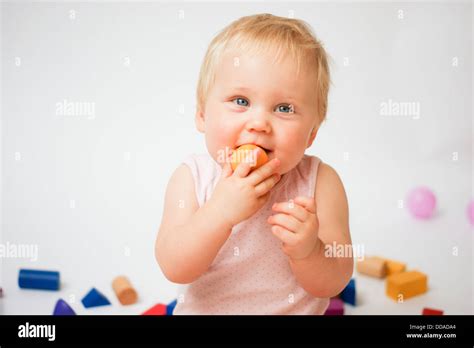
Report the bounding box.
[1,1,472,315]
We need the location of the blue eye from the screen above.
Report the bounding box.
[276,104,294,113]
[232,97,249,107]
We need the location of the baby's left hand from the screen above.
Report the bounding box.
[268,196,320,260]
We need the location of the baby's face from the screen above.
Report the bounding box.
[196,49,320,175]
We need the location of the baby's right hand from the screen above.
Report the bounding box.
[208,148,281,227]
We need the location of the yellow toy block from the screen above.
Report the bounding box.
[356,256,387,278]
[386,270,427,301]
[385,259,406,275]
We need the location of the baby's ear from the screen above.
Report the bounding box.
[195,108,205,133]
[306,126,319,148]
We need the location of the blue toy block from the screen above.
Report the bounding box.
[167,299,177,315]
[81,288,111,308]
[18,269,60,291]
[340,278,356,306]
[53,299,76,315]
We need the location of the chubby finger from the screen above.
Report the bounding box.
[233,159,253,178]
[271,225,297,245]
[272,200,309,222]
[254,173,280,196]
[247,157,280,186]
[294,196,317,214]
[220,160,233,178]
[267,213,301,233]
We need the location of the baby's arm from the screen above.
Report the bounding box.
[154,164,233,284]
[269,162,353,297]
[156,155,281,284]
[288,163,353,297]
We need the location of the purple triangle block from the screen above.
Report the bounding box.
[81,288,111,308]
[324,298,344,315]
[53,298,76,315]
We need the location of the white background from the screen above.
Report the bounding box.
[1,1,472,315]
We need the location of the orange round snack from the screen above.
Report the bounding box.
[231,144,268,171]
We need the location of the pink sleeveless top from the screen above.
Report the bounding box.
[172,153,330,315]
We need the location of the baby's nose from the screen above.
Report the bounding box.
[245,113,271,133]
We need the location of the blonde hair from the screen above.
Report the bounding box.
[196,13,331,124]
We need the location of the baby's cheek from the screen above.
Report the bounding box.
[277,134,308,172]
[213,128,234,153]
[206,123,236,161]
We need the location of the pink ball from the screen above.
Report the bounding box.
[468,200,474,226]
[406,187,436,219]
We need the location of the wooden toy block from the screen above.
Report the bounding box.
[142,303,167,315]
[386,270,427,301]
[356,256,387,278]
[81,288,111,308]
[18,269,60,291]
[324,298,344,315]
[340,278,356,305]
[112,276,138,305]
[422,307,443,315]
[385,259,406,275]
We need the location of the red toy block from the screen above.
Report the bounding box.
[422,307,443,315]
[142,303,167,315]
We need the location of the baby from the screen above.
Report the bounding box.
[155,13,353,314]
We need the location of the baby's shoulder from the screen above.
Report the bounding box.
[181,153,221,207]
[316,161,344,188]
[182,153,220,178]
[314,161,347,208]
